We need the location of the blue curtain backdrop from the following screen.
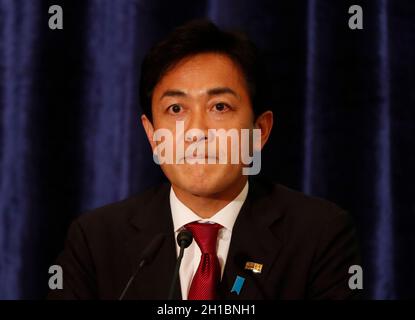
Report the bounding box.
[0,0,414,299]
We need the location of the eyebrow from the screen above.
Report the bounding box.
[159,87,240,101]
[207,87,239,99]
[159,90,186,100]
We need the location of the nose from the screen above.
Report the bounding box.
[186,107,209,142]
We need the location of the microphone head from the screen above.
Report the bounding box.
[177,229,193,248]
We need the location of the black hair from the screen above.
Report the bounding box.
[139,19,270,121]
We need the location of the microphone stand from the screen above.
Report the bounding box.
[168,230,193,300]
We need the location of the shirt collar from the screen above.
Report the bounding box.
[170,181,249,233]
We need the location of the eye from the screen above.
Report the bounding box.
[168,104,182,114]
[213,103,230,112]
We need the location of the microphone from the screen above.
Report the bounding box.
[118,233,165,300]
[167,229,193,300]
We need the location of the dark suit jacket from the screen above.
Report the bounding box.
[48,178,361,300]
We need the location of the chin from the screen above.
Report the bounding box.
[182,173,224,196]
[172,166,233,195]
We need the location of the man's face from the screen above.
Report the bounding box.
[142,53,256,197]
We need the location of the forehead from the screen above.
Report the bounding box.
[152,52,249,99]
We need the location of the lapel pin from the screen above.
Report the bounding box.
[230,275,245,295]
[244,261,263,274]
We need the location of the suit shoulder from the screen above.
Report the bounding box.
[252,179,349,225]
[74,183,170,232]
[277,183,346,215]
[251,179,355,255]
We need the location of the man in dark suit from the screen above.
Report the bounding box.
[49,20,361,300]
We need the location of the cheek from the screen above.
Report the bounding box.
[225,108,254,129]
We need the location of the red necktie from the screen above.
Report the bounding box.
[185,222,222,300]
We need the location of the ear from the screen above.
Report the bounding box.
[254,111,274,149]
[141,114,156,151]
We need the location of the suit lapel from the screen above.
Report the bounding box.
[219,179,284,300]
[124,184,182,300]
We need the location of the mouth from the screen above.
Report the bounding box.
[183,155,218,161]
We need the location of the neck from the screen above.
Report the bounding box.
[172,177,248,219]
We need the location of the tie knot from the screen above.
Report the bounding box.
[185,222,222,254]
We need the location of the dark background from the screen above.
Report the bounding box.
[0,0,414,299]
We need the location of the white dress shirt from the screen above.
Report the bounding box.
[169,181,249,300]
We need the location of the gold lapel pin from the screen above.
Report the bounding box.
[244,261,263,274]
